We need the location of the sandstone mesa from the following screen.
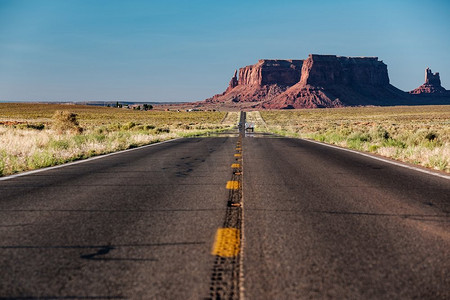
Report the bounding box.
[196,54,450,110]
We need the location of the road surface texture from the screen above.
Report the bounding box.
[243,133,449,299]
[1,113,449,299]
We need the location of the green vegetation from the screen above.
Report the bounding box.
[256,105,450,173]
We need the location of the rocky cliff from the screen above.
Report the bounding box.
[203,59,303,109]
[238,59,303,86]
[199,54,449,110]
[298,55,389,86]
[265,54,407,109]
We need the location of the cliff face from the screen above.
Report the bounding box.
[299,55,389,86]
[204,59,303,108]
[200,54,448,110]
[238,59,303,86]
[409,68,448,95]
[267,54,404,109]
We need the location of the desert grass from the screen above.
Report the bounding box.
[257,106,450,173]
[246,110,268,131]
[0,103,229,176]
[221,112,240,125]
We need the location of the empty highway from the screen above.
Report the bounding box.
[1,114,449,299]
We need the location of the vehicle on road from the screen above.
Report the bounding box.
[245,122,255,132]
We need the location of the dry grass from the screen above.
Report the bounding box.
[221,112,240,125]
[0,103,229,176]
[52,110,83,133]
[246,110,268,130]
[0,103,225,127]
[257,106,450,173]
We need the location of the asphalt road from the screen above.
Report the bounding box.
[0,137,238,299]
[243,133,449,299]
[1,120,449,299]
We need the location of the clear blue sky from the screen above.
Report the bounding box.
[1,0,449,102]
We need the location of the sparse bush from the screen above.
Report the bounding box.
[327,132,344,143]
[348,132,371,143]
[49,139,70,150]
[155,127,170,134]
[312,134,326,142]
[92,134,106,142]
[107,123,122,131]
[52,111,82,134]
[372,126,390,140]
[28,151,57,169]
[425,132,437,141]
[16,123,45,130]
[428,155,448,171]
[73,135,88,146]
[347,139,364,150]
[382,138,406,148]
[122,122,136,130]
[32,123,45,130]
[144,125,155,130]
[368,145,379,152]
[95,127,107,134]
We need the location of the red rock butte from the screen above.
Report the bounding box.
[409,67,449,95]
[197,54,450,109]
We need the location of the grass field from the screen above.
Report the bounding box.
[0,103,230,176]
[257,105,450,173]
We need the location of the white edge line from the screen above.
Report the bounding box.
[300,138,450,180]
[0,137,184,181]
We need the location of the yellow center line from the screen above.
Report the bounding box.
[234,153,241,157]
[231,163,240,168]
[226,181,239,190]
[212,228,240,257]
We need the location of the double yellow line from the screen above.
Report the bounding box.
[212,137,243,257]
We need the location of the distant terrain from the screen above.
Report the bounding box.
[0,100,187,107]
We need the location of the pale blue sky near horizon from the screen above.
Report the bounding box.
[0,0,449,102]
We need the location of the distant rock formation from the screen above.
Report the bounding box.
[409,68,448,95]
[204,59,304,108]
[263,54,409,109]
[226,69,239,92]
[196,54,450,110]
